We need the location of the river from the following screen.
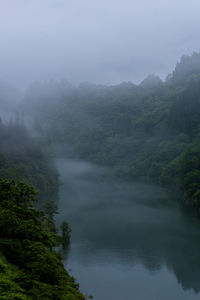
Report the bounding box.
[56,158,200,300]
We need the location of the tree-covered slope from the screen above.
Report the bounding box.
[23,52,200,208]
[0,120,59,207]
[0,179,84,300]
[0,84,85,299]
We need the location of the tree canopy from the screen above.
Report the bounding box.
[0,179,84,300]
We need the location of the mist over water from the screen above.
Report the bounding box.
[2,1,200,299]
[56,158,200,300]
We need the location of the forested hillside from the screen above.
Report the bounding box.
[0,179,84,300]
[23,52,200,210]
[0,81,59,207]
[0,84,85,299]
[0,120,59,207]
[1,52,200,299]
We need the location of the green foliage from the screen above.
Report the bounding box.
[43,201,59,232]
[0,120,59,206]
[23,52,200,211]
[0,179,84,300]
[0,254,30,299]
[169,52,200,86]
[179,146,200,208]
[60,221,72,249]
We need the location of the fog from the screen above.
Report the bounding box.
[56,158,200,299]
[1,2,200,299]
[0,80,21,121]
[1,0,200,89]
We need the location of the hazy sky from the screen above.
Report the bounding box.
[0,0,200,89]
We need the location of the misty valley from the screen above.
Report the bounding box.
[57,158,200,300]
[2,52,200,299]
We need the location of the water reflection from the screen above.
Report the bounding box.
[56,158,200,298]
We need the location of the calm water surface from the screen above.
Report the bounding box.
[56,158,200,300]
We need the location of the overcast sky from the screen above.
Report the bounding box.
[0,0,200,89]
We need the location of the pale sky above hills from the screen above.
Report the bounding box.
[0,0,200,89]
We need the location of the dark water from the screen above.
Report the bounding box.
[56,158,200,300]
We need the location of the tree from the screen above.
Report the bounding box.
[60,221,71,249]
[0,178,84,300]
